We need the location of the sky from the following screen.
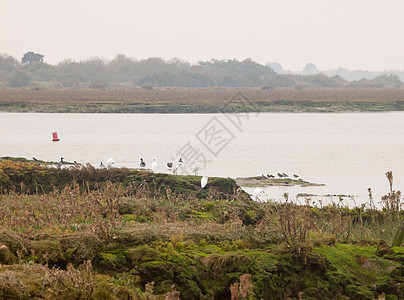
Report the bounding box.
[1,0,404,71]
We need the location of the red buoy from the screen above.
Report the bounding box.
[52,132,60,142]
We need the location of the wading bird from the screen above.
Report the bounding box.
[140,158,146,168]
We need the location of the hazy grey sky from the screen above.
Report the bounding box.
[2,0,403,71]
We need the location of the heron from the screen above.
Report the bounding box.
[201,174,208,188]
[151,157,158,173]
[140,158,146,168]
[106,158,115,169]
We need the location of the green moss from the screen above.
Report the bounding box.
[99,252,127,270]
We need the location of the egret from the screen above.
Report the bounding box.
[106,158,115,169]
[151,157,158,173]
[191,160,200,175]
[201,174,208,188]
[252,187,266,202]
[171,160,180,175]
[140,158,146,168]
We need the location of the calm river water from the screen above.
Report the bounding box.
[1,112,403,207]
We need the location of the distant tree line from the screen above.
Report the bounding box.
[0,52,403,89]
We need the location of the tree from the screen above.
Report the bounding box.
[302,63,318,75]
[0,53,19,71]
[21,51,44,65]
[7,71,32,87]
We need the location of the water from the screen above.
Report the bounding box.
[1,112,404,206]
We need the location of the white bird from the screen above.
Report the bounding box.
[151,157,158,173]
[252,187,266,202]
[99,162,105,168]
[201,174,208,188]
[172,162,179,175]
[191,160,200,175]
[106,158,115,169]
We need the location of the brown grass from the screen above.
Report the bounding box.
[2,87,404,104]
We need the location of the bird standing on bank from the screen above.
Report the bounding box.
[106,158,115,169]
[151,157,158,173]
[57,157,64,168]
[252,187,266,202]
[192,160,200,175]
[201,174,208,188]
[140,158,146,168]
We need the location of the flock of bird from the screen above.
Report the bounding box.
[49,156,209,189]
[262,173,300,179]
[42,157,302,194]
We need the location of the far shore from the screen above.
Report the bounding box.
[1,87,404,113]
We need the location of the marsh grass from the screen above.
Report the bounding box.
[0,161,403,299]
